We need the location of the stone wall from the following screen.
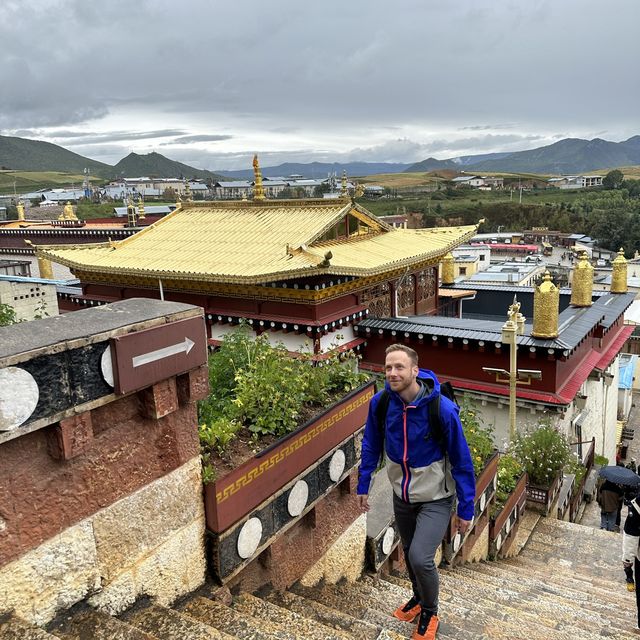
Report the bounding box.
[0,279,58,321]
[0,299,209,624]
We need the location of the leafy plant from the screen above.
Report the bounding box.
[594,454,609,467]
[197,329,369,482]
[459,401,495,477]
[565,454,587,497]
[0,302,17,326]
[494,453,524,511]
[511,422,570,487]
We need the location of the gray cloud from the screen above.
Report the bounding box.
[162,134,233,145]
[0,0,637,168]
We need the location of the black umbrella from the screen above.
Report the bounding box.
[598,465,640,487]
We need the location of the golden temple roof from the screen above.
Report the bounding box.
[36,199,480,285]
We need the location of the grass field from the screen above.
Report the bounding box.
[0,170,103,195]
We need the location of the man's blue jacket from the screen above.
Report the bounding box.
[357,369,476,521]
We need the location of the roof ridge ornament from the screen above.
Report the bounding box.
[253,155,266,201]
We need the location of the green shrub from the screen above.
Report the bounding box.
[511,423,570,486]
[565,454,587,496]
[594,454,609,467]
[494,453,524,511]
[197,330,369,482]
[459,401,495,477]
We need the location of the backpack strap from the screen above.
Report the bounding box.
[374,390,390,469]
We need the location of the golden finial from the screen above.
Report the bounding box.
[184,180,193,202]
[37,255,54,279]
[341,170,348,197]
[63,201,77,221]
[16,200,25,221]
[441,252,455,285]
[611,247,628,293]
[252,154,266,201]
[570,251,593,307]
[354,183,365,198]
[531,271,559,338]
[137,197,146,220]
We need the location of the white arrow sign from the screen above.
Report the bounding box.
[132,337,195,368]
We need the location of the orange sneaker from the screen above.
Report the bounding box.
[393,595,421,622]
[412,610,439,640]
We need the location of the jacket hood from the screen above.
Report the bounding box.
[384,368,440,405]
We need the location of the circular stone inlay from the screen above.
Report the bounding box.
[287,480,309,517]
[0,367,39,431]
[496,533,502,550]
[237,517,262,559]
[480,493,486,512]
[100,346,114,387]
[382,526,395,555]
[452,532,462,553]
[329,449,346,482]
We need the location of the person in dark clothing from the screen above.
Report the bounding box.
[598,480,624,531]
[622,496,640,629]
[357,344,475,640]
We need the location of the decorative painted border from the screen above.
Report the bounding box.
[489,472,528,559]
[209,433,359,582]
[444,451,498,563]
[205,381,374,533]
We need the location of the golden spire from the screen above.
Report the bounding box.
[184,180,193,202]
[62,201,77,221]
[341,170,348,197]
[137,197,146,220]
[252,154,266,201]
[570,251,593,307]
[441,252,455,285]
[611,248,628,293]
[532,271,559,339]
[16,200,25,221]
[37,255,54,279]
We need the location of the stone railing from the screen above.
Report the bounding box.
[444,450,499,564]
[0,299,209,625]
[207,381,374,584]
[526,472,562,515]
[489,472,528,559]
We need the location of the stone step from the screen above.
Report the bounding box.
[180,596,289,640]
[449,564,637,632]
[384,570,637,640]
[264,588,381,639]
[524,534,624,567]
[121,601,236,640]
[294,579,488,640]
[477,557,632,608]
[0,615,61,640]
[502,553,627,592]
[471,559,630,604]
[233,593,352,640]
[47,609,158,640]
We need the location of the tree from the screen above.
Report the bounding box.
[603,169,624,190]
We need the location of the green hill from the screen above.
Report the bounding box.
[113,152,226,181]
[0,135,113,178]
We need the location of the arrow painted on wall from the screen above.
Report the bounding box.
[132,337,195,368]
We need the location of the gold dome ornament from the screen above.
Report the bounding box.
[570,252,593,307]
[441,252,455,285]
[252,154,266,201]
[611,248,628,294]
[532,271,559,339]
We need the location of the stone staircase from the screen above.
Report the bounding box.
[2,517,638,639]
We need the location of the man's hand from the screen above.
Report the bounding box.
[454,515,472,535]
[358,494,370,512]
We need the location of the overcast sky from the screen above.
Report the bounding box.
[1,0,638,170]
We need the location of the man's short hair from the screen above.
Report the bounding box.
[385,343,419,366]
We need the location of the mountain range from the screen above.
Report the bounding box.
[1,133,639,181]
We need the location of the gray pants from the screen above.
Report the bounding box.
[393,493,454,614]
